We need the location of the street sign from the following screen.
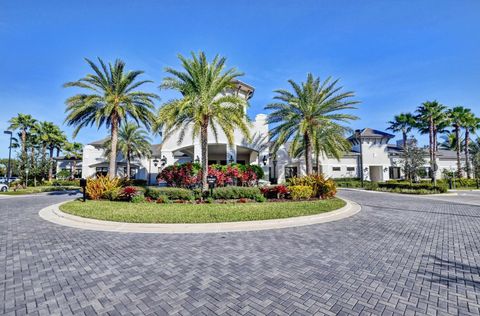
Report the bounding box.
[207,175,217,189]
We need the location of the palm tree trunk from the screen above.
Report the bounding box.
[108,117,119,179]
[21,130,27,165]
[304,133,312,175]
[126,151,131,179]
[48,147,54,181]
[201,122,209,191]
[315,151,320,175]
[429,118,434,182]
[455,126,462,178]
[402,130,409,181]
[465,128,471,179]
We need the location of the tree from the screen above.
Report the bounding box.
[157,52,251,190]
[446,106,469,178]
[36,121,67,180]
[463,111,480,178]
[469,137,480,179]
[63,142,83,179]
[415,101,447,183]
[439,132,462,151]
[64,58,157,179]
[104,122,151,179]
[8,114,37,170]
[387,112,416,150]
[266,73,358,175]
[401,146,428,182]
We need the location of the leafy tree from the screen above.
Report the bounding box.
[415,101,447,183]
[401,146,428,182]
[469,137,480,179]
[266,73,358,175]
[104,122,151,178]
[157,52,250,190]
[387,112,416,150]
[64,58,157,179]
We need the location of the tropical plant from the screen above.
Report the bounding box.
[401,146,428,182]
[446,106,470,178]
[85,175,121,200]
[36,121,67,180]
[156,52,251,190]
[462,111,480,178]
[266,73,358,175]
[439,132,462,151]
[469,137,480,178]
[415,101,447,183]
[387,112,416,150]
[63,142,83,179]
[64,58,157,179]
[8,114,37,169]
[104,122,152,179]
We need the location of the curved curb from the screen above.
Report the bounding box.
[39,199,361,234]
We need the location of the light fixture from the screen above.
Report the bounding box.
[262,155,268,166]
[153,158,159,167]
[364,167,369,172]
[228,155,234,164]
[194,156,200,164]
[383,167,388,172]
[160,155,167,166]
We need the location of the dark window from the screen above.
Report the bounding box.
[389,167,401,179]
[220,160,227,165]
[347,167,355,172]
[208,160,217,165]
[237,160,246,165]
[332,167,341,171]
[95,167,108,177]
[285,167,298,180]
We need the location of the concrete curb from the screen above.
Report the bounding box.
[39,199,361,234]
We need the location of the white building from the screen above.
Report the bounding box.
[78,81,466,184]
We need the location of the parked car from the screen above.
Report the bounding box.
[0,183,8,192]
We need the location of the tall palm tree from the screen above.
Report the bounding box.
[447,106,470,178]
[157,52,251,190]
[266,73,358,175]
[387,112,416,150]
[63,142,83,179]
[439,132,462,151]
[36,122,66,180]
[104,122,152,178]
[8,114,37,167]
[64,58,157,179]
[292,123,352,175]
[415,101,447,183]
[463,111,480,178]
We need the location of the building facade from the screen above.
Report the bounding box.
[78,81,466,184]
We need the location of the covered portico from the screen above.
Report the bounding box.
[167,144,260,166]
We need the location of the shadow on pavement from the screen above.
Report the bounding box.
[419,255,480,289]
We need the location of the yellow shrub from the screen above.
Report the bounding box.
[287,174,337,199]
[288,185,313,200]
[86,176,121,200]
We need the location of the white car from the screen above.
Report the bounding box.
[0,183,8,192]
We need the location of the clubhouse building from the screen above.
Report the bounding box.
[67,81,463,184]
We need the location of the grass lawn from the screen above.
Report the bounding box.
[0,186,79,195]
[60,198,346,223]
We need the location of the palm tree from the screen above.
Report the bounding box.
[415,101,447,183]
[292,123,352,175]
[63,142,83,179]
[157,52,251,190]
[36,122,66,180]
[463,111,480,178]
[8,114,37,167]
[64,58,157,179]
[447,106,470,178]
[266,73,358,175]
[439,132,462,151]
[387,112,416,150]
[469,137,480,179]
[104,122,152,179]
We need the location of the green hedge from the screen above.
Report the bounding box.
[211,186,261,200]
[377,182,447,193]
[145,187,194,200]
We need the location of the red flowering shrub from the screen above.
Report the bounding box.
[121,186,139,201]
[157,163,201,187]
[261,185,289,199]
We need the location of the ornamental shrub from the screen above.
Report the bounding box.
[131,195,146,203]
[254,194,267,203]
[288,185,314,200]
[121,186,139,201]
[145,187,194,200]
[211,186,261,199]
[288,175,337,198]
[260,185,289,199]
[86,176,121,200]
[156,195,171,204]
[372,182,447,193]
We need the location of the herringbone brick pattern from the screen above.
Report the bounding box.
[0,190,479,315]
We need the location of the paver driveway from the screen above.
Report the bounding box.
[1,190,479,315]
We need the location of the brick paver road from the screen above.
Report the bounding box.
[1,190,479,315]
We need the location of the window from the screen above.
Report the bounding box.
[389,167,401,179]
[95,167,108,177]
[208,160,217,165]
[347,167,355,172]
[313,166,323,174]
[332,167,341,171]
[285,167,298,180]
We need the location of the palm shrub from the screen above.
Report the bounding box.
[64,58,157,179]
[157,52,251,190]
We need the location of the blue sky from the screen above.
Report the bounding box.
[1,0,479,157]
